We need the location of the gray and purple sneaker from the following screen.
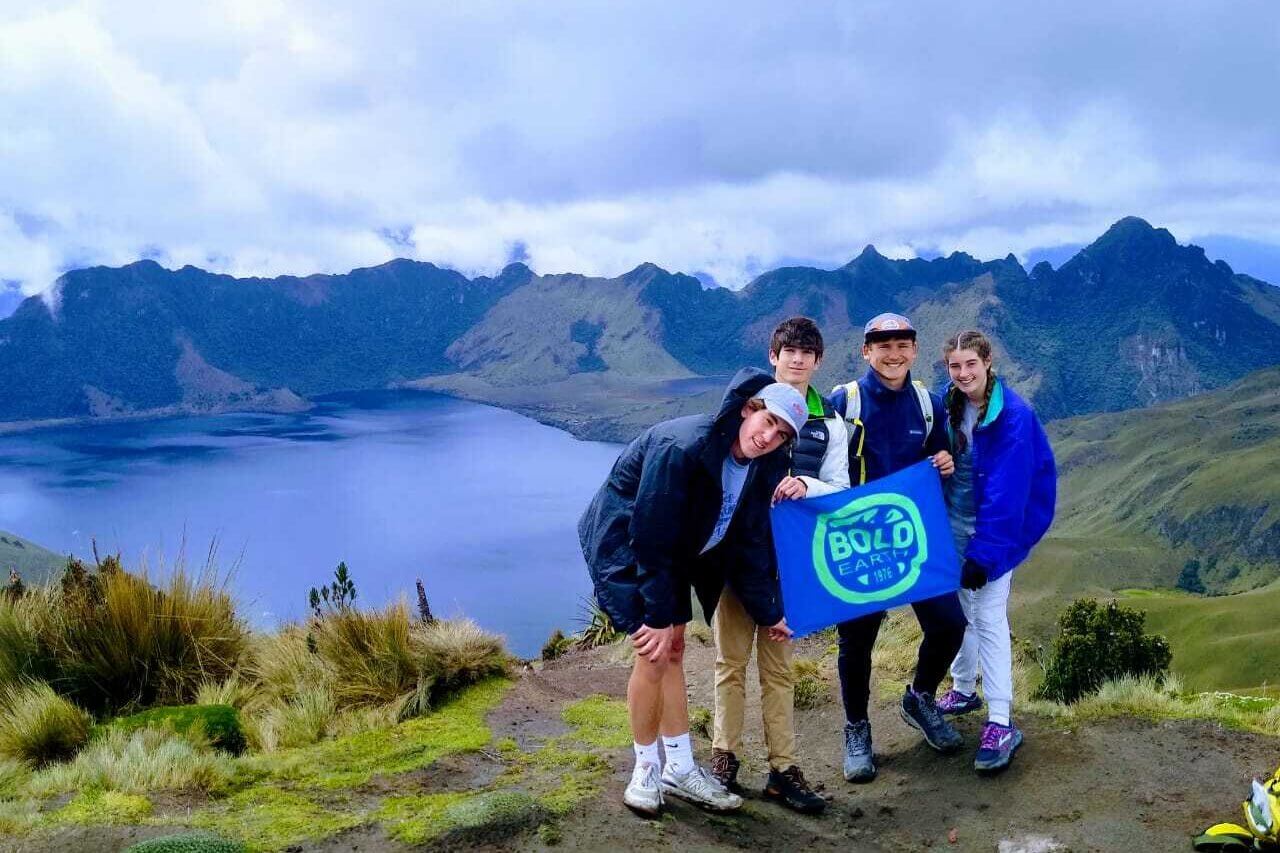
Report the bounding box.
[974,721,1022,772]
[937,689,983,716]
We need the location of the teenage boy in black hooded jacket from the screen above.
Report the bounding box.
[579,369,807,817]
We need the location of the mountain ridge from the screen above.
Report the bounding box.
[3,217,1279,436]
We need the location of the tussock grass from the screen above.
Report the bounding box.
[871,609,924,683]
[0,756,30,798]
[309,601,426,713]
[51,566,247,713]
[28,727,234,795]
[0,593,56,687]
[792,657,830,710]
[247,687,338,753]
[416,618,508,702]
[195,676,250,709]
[0,681,91,766]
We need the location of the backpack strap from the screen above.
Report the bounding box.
[911,380,934,448]
[831,382,867,486]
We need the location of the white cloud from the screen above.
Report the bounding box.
[1,0,1278,294]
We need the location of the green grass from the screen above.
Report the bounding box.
[56,789,153,825]
[559,695,630,749]
[1116,583,1280,693]
[28,727,235,796]
[189,788,365,852]
[107,704,246,755]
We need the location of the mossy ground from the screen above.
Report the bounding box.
[0,680,633,851]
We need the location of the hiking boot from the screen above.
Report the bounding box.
[842,719,876,783]
[937,689,983,717]
[709,748,741,793]
[974,721,1023,773]
[900,687,964,754]
[661,763,743,811]
[763,765,827,815]
[623,761,663,816]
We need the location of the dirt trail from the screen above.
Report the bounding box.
[9,637,1276,852]
[525,636,1278,853]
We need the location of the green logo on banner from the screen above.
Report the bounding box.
[811,492,929,604]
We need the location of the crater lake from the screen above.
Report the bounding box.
[0,391,624,657]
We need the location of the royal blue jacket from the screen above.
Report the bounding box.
[830,370,949,483]
[945,377,1057,581]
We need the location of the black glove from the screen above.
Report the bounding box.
[960,558,988,591]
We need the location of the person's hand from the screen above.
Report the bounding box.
[931,450,955,478]
[631,624,674,663]
[960,558,988,591]
[772,476,809,505]
[766,618,793,642]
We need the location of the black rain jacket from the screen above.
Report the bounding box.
[578,368,788,634]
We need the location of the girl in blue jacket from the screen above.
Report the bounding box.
[935,330,1056,772]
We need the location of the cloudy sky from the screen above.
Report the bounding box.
[2,0,1280,297]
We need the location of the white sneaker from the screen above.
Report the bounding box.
[660,763,743,812]
[623,762,663,816]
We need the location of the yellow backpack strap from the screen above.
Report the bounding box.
[831,382,867,486]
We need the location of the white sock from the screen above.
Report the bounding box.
[633,740,659,768]
[989,712,1011,727]
[662,732,694,776]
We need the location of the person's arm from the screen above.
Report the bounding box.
[966,409,1035,578]
[628,440,691,630]
[798,415,851,497]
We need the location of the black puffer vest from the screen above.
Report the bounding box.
[789,393,836,479]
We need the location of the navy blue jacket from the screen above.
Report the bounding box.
[944,377,1057,581]
[578,368,788,633]
[830,371,949,483]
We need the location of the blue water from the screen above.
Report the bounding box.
[0,391,622,657]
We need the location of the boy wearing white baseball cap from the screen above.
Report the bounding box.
[579,368,807,817]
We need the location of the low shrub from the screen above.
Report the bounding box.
[0,681,91,766]
[28,726,235,795]
[1034,599,1172,704]
[107,704,246,755]
[126,832,247,853]
[541,629,571,661]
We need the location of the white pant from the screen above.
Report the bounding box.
[950,571,1013,725]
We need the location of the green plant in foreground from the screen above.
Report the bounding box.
[1034,599,1173,704]
[688,704,712,738]
[0,680,91,766]
[574,598,624,649]
[125,831,247,853]
[108,703,246,755]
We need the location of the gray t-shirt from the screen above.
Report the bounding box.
[947,400,981,546]
[701,455,752,554]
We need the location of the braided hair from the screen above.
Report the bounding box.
[942,330,996,455]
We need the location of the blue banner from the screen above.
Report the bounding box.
[770,459,961,636]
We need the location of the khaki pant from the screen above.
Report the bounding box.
[712,587,796,770]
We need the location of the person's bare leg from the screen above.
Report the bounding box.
[659,624,688,736]
[628,654,667,746]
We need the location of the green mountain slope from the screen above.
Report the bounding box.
[0,531,65,585]
[1047,364,1280,593]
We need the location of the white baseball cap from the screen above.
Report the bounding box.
[755,383,808,436]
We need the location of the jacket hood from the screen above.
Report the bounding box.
[714,367,776,425]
